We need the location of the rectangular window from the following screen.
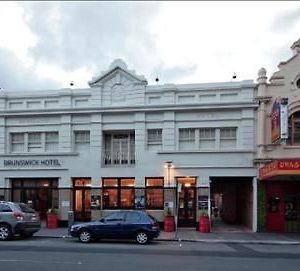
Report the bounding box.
[147,129,162,145]
[145,178,164,209]
[147,129,162,151]
[199,128,215,149]
[102,178,135,209]
[103,133,135,166]
[28,132,42,152]
[45,132,59,152]
[11,133,24,153]
[10,132,59,153]
[74,130,90,151]
[220,127,237,148]
[179,128,195,150]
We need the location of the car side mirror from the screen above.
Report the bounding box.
[99,218,105,223]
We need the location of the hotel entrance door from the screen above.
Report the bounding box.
[177,177,196,227]
[73,178,91,222]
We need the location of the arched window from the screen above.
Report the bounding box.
[287,111,300,145]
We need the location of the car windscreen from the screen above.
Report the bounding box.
[18,203,35,213]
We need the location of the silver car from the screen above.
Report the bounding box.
[0,201,41,240]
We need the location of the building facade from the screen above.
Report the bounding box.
[256,38,300,232]
[0,59,257,230]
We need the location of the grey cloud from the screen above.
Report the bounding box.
[151,63,198,84]
[20,2,161,73]
[0,48,61,91]
[271,6,300,32]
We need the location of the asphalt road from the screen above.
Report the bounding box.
[0,237,300,271]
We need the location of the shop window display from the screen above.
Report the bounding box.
[102,178,135,209]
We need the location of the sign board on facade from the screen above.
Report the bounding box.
[3,159,61,167]
[259,159,300,180]
[280,98,289,139]
[271,98,289,143]
[271,100,281,143]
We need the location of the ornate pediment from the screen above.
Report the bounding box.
[88,59,148,88]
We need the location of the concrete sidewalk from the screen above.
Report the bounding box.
[35,226,300,245]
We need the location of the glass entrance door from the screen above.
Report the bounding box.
[73,178,91,222]
[177,177,196,227]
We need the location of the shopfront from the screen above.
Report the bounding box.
[259,159,300,232]
[11,178,59,220]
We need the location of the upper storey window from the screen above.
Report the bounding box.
[147,129,162,151]
[178,127,237,151]
[74,130,90,151]
[287,111,300,145]
[220,128,237,149]
[103,133,135,166]
[10,132,59,153]
[179,128,195,149]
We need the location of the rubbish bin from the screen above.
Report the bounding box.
[164,216,175,232]
[198,215,210,233]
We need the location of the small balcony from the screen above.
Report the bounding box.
[103,153,135,166]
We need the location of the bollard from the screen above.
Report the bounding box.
[68,210,74,236]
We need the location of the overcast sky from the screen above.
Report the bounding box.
[0,1,300,91]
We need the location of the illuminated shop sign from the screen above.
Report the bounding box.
[259,159,300,180]
[3,159,61,167]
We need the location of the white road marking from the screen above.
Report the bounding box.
[0,259,82,265]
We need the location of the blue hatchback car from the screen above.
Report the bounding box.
[70,210,160,244]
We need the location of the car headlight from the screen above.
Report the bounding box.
[71,225,79,231]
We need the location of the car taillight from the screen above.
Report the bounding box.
[13,211,24,221]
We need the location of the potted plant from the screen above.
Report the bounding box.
[164,207,175,232]
[47,208,58,229]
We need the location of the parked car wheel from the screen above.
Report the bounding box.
[136,231,149,245]
[0,224,12,241]
[79,229,92,243]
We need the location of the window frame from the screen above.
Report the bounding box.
[145,177,164,210]
[103,133,135,166]
[28,132,42,153]
[102,177,135,209]
[288,112,300,145]
[147,129,163,145]
[179,128,195,150]
[45,132,59,152]
[199,128,216,149]
[10,132,59,153]
[219,127,237,149]
[10,133,25,153]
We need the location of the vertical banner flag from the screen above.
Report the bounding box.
[271,100,281,143]
[280,98,288,139]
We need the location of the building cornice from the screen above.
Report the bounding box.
[0,102,258,117]
[254,96,272,103]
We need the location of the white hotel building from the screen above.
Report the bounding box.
[0,60,257,230]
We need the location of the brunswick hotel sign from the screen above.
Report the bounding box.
[3,159,62,167]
